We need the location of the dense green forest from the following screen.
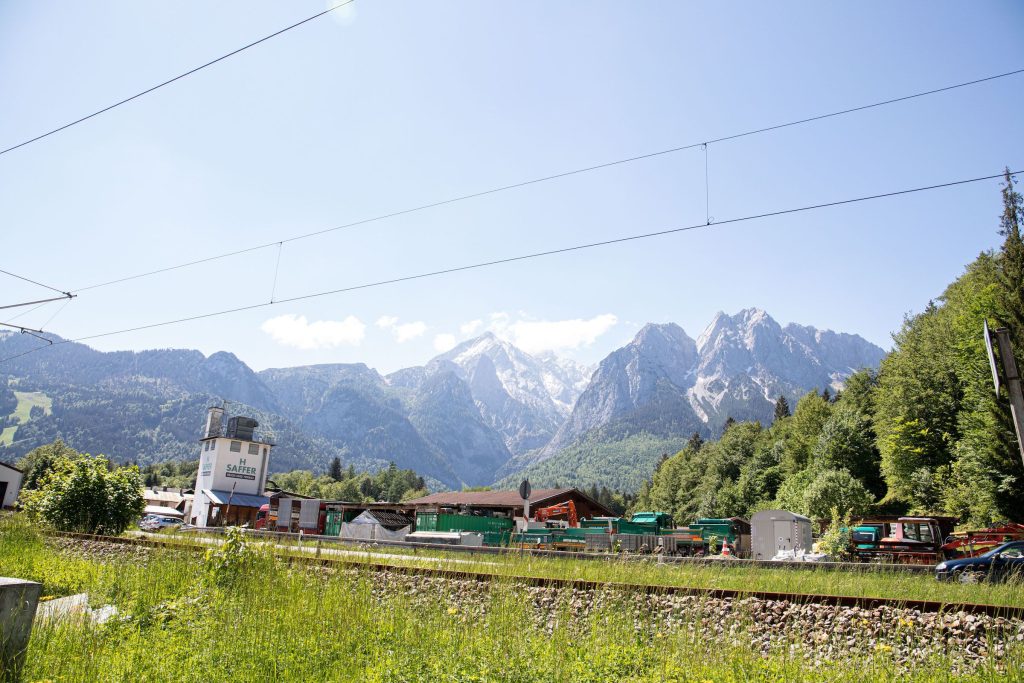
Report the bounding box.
[635,171,1024,526]
[498,433,690,493]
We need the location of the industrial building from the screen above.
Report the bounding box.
[405,487,613,519]
[263,488,611,540]
[0,461,23,509]
[191,406,274,527]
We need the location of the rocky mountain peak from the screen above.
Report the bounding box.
[696,308,779,352]
[424,333,591,456]
[621,323,698,383]
[523,309,885,472]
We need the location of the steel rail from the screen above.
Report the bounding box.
[48,531,1024,619]
[157,525,938,574]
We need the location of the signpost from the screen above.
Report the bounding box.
[519,479,532,521]
[985,320,1024,468]
[224,481,237,527]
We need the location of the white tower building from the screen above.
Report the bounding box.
[191,406,273,527]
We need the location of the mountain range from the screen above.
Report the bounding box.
[0,309,885,491]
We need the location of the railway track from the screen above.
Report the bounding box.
[162,525,940,574]
[50,531,1024,619]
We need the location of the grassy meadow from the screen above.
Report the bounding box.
[2,518,1022,682]
[0,390,52,446]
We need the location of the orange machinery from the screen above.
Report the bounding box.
[941,523,1024,559]
[533,500,579,527]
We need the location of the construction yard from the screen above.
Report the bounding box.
[2,517,1022,682]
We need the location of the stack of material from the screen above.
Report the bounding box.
[613,534,659,552]
[277,499,293,531]
[299,499,321,532]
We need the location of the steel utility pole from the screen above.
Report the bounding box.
[985,320,1024,468]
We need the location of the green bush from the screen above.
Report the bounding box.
[817,506,853,561]
[21,453,144,535]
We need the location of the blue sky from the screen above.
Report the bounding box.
[1,1,1022,373]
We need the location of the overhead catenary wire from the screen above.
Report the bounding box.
[270,242,284,304]
[703,143,711,225]
[0,1,356,157]
[4,299,53,323]
[0,267,73,297]
[39,298,72,329]
[2,169,1016,365]
[68,67,1024,294]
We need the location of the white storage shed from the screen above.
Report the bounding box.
[750,510,813,560]
[0,461,23,509]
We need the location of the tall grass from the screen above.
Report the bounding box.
[2,519,1021,682]
[162,529,1024,608]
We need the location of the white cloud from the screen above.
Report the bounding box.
[394,321,427,342]
[433,333,457,352]
[261,314,365,350]
[376,316,427,343]
[488,313,618,354]
[459,319,483,336]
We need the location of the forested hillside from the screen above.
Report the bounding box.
[634,171,1024,525]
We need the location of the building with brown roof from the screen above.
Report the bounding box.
[405,487,612,519]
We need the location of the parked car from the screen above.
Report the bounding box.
[934,541,1024,582]
[140,515,184,532]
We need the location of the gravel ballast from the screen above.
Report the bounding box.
[47,536,1024,672]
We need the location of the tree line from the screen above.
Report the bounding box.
[138,454,429,503]
[634,170,1024,526]
[269,458,428,503]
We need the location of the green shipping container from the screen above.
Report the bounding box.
[483,530,513,547]
[581,518,618,530]
[630,512,673,528]
[562,527,611,537]
[616,519,661,535]
[691,518,741,544]
[416,513,514,534]
[324,510,343,536]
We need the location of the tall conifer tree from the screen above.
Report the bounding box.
[773,395,791,421]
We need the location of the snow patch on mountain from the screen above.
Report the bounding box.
[507,309,886,476]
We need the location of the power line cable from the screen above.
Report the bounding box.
[40,298,72,329]
[0,268,72,296]
[0,1,356,157]
[3,168,1015,364]
[70,68,1024,293]
[4,300,53,323]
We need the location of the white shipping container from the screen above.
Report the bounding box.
[750,510,813,560]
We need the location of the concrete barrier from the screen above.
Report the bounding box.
[0,577,41,677]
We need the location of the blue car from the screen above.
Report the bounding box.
[935,540,1024,582]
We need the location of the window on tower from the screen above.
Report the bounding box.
[230,441,241,452]
[248,443,259,455]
